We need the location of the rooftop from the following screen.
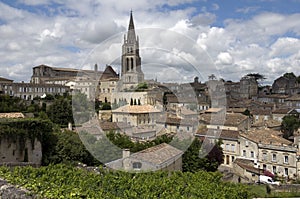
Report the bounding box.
[129,143,183,165]
[240,128,292,146]
[112,104,161,114]
[0,112,25,119]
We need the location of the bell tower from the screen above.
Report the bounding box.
[120,11,144,89]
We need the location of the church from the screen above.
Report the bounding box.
[119,11,144,90]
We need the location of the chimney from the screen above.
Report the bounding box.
[122,149,130,158]
[94,63,98,72]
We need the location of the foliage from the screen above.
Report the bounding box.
[0,164,250,199]
[106,131,173,153]
[246,73,266,81]
[0,118,54,160]
[44,130,100,166]
[100,102,112,110]
[182,138,223,172]
[281,115,300,139]
[47,97,73,126]
[0,95,27,112]
[283,72,296,79]
[135,82,148,91]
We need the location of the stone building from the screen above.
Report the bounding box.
[240,129,298,179]
[112,104,162,127]
[0,80,70,100]
[272,75,298,95]
[106,143,183,172]
[119,11,144,90]
[239,76,258,99]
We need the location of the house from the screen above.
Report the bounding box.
[105,143,183,172]
[199,111,250,132]
[196,129,240,168]
[112,104,162,127]
[0,80,70,100]
[272,76,298,95]
[272,108,290,122]
[156,116,198,134]
[240,129,298,179]
[285,94,300,108]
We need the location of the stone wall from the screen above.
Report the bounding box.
[0,178,37,199]
[0,138,42,166]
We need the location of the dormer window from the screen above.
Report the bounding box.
[133,162,142,169]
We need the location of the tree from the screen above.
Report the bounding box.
[283,72,296,79]
[44,130,100,166]
[47,97,73,126]
[281,115,300,139]
[100,103,111,110]
[208,74,216,80]
[246,73,266,81]
[182,138,223,172]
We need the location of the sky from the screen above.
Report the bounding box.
[1,0,300,85]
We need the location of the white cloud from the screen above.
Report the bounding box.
[216,52,234,65]
[0,1,300,85]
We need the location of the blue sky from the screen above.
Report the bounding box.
[0,0,300,84]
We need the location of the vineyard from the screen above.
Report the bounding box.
[0,164,251,198]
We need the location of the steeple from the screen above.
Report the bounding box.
[127,11,136,44]
[120,11,144,90]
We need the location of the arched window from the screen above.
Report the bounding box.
[126,58,129,71]
[131,58,134,70]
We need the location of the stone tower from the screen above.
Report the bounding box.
[120,11,144,89]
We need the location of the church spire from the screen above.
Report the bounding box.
[127,11,136,44]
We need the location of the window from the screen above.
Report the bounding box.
[262,152,267,161]
[132,162,142,169]
[231,144,235,152]
[245,141,249,147]
[273,166,276,174]
[187,126,190,131]
[231,156,235,163]
[284,168,288,176]
[284,155,289,164]
[263,164,267,171]
[226,144,230,151]
[242,150,246,157]
[250,151,254,158]
[272,154,277,162]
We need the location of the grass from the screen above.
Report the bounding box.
[247,184,300,198]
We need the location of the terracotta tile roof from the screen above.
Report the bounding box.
[99,121,131,131]
[196,128,239,140]
[227,108,247,113]
[130,143,183,165]
[240,128,292,146]
[0,77,13,82]
[286,94,300,101]
[204,108,224,113]
[199,112,248,126]
[234,158,261,175]
[272,108,290,114]
[0,112,25,118]
[157,116,198,126]
[251,109,272,115]
[112,105,161,114]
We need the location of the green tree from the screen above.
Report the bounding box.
[45,130,100,166]
[100,103,111,110]
[47,98,73,126]
[246,73,266,81]
[182,138,223,172]
[281,115,300,139]
[283,72,296,79]
[0,95,27,112]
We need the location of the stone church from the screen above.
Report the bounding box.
[119,11,144,90]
